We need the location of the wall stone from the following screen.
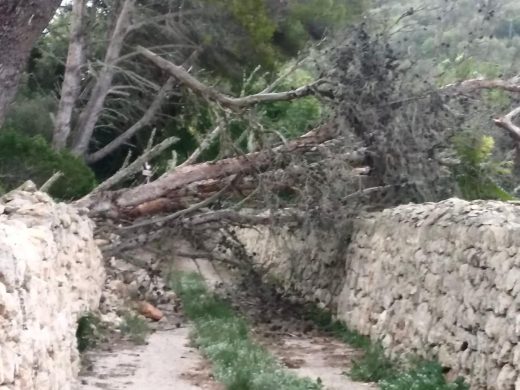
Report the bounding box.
[237,198,520,389]
[0,187,104,390]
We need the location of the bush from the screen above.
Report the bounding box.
[0,131,96,200]
[2,95,56,140]
[453,132,514,201]
[76,313,102,352]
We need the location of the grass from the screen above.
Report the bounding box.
[304,306,469,390]
[119,312,150,344]
[171,272,323,390]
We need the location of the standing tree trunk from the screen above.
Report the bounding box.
[53,0,86,150]
[0,0,61,126]
[71,0,135,157]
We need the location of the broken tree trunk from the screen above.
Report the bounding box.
[82,123,349,219]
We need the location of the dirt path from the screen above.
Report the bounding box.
[173,256,378,390]
[77,255,375,389]
[76,325,221,390]
[263,332,376,390]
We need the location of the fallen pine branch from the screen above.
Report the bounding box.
[137,46,324,110]
[85,123,338,219]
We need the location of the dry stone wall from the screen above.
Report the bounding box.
[237,198,520,389]
[0,187,104,390]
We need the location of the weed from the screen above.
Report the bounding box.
[76,312,102,352]
[304,305,469,389]
[304,305,370,349]
[349,342,396,382]
[171,272,323,390]
[119,312,150,344]
[380,360,469,390]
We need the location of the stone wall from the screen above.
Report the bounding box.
[0,187,104,390]
[237,198,520,389]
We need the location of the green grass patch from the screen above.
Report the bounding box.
[304,305,468,390]
[119,312,150,344]
[379,360,469,390]
[171,273,323,390]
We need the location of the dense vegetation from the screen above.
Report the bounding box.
[2,0,519,202]
[0,131,95,199]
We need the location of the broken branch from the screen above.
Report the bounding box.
[137,46,322,110]
[87,135,178,195]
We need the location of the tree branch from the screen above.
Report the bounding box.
[86,77,175,163]
[40,172,64,193]
[444,76,520,94]
[87,135,178,195]
[184,209,303,227]
[493,105,520,141]
[137,46,322,109]
[176,125,222,168]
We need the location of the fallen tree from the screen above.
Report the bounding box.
[81,121,360,219]
[80,32,520,232]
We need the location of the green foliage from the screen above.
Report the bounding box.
[206,0,279,67]
[438,55,502,86]
[349,343,396,382]
[304,305,370,350]
[276,0,363,53]
[76,313,102,352]
[3,93,56,139]
[289,0,363,29]
[453,133,514,201]
[119,312,150,344]
[228,0,277,45]
[304,305,469,388]
[204,0,362,69]
[171,273,323,390]
[380,361,469,390]
[0,131,96,200]
[258,66,324,138]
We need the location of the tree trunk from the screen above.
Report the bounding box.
[71,0,135,157]
[53,0,86,150]
[0,0,61,126]
[83,124,342,219]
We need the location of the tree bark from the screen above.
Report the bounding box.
[53,0,86,150]
[0,0,61,126]
[71,0,135,157]
[83,123,340,218]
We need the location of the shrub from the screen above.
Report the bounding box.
[0,130,96,200]
[119,312,150,344]
[453,132,514,201]
[2,95,56,140]
[76,313,102,352]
